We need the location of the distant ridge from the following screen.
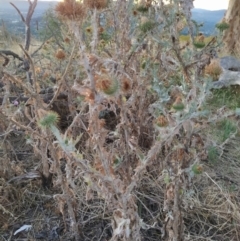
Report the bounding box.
[0,2,226,37]
[192,8,227,12]
[191,9,226,35]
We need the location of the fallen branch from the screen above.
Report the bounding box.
[0,50,23,61]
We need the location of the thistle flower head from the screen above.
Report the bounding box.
[64,37,71,43]
[85,26,93,34]
[84,0,108,10]
[172,96,185,111]
[192,164,203,175]
[139,20,156,33]
[204,59,222,80]
[216,21,229,32]
[193,41,205,49]
[95,75,119,95]
[38,109,59,128]
[98,26,104,34]
[156,115,168,127]
[55,49,66,60]
[121,77,131,93]
[55,0,86,21]
[132,10,138,16]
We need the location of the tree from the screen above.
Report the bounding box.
[223,0,240,55]
[10,0,37,51]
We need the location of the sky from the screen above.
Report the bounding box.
[3,0,229,11]
[193,0,228,10]
[45,0,229,10]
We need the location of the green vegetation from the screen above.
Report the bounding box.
[208,86,240,109]
[218,119,237,142]
[207,145,219,165]
[216,22,230,32]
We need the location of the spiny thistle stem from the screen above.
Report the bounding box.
[47,43,77,108]
[91,8,98,53]
[19,44,38,93]
[72,22,96,96]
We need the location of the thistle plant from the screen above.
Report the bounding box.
[2,0,239,240]
[49,0,222,239]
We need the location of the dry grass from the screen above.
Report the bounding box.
[1,127,240,240]
[180,35,215,44]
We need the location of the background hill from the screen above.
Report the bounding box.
[0,1,57,38]
[191,8,226,35]
[0,2,226,37]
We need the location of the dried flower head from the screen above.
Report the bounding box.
[64,37,71,43]
[156,115,168,127]
[85,27,92,34]
[43,70,51,79]
[98,118,106,129]
[172,96,184,111]
[196,33,205,43]
[84,0,108,10]
[55,73,62,81]
[72,82,95,103]
[35,67,41,74]
[132,10,138,16]
[98,26,104,34]
[99,39,106,47]
[121,77,131,92]
[146,0,152,7]
[204,59,222,80]
[95,75,119,95]
[55,0,86,20]
[192,164,203,174]
[88,54,99,66]
[55,49,66,60]
[85,91,95,103]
